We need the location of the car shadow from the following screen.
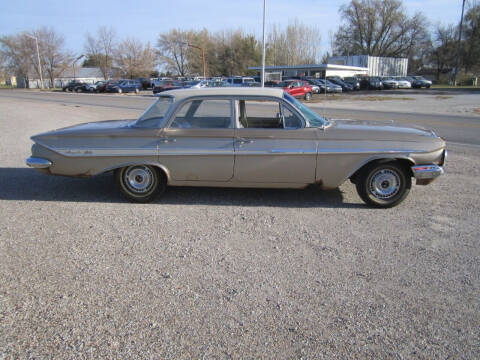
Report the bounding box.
[0,168,364,209]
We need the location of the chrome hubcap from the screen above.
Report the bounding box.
[123,166,154,194]
[369,169,400,199]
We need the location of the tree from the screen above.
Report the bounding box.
[156,29,191,76]
[32,27,72,87]
[0,33,35,86]
[267,19,322,65]
[333,0,430,58]
[115,38,156,78]
[463,4,480,72]
[429,24,457,80]
[84,26,116,79]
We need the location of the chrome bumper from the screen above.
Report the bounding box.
[26,157,52,169]
[411,164,444,185]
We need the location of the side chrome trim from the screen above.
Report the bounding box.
[54,148,158,157]
[26,157,52,168]
[317,149,424,155]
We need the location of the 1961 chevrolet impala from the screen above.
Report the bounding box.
[26,88,446,208]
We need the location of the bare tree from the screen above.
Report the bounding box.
[0,33,35,86]
[84,26,116,78]
[32,27,72,87]
[334,0,429,57]
[429,24,457,80]
[156,29,191,76]
[115,38,156,78]
[267,19,321,66]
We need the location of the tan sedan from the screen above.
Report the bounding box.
[27,88,446,208]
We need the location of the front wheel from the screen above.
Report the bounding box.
[304,92,312,101]
[117,88,122,94]
[115,165,166,203]
[355,162,411,208]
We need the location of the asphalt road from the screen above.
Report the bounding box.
[0,90,479,359]
[2,89,479,145]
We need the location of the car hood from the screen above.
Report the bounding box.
[325,119,441,143]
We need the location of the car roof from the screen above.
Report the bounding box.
[160,87,285,99]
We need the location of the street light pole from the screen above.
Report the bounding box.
[73,54,85,82]
[26,34,44,89]
[261,0,266,87]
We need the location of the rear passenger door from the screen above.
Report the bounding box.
[159,98,235,181]
[233,98,318,184]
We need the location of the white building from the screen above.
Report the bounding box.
[248,63,368,80]
[25,67,104,88]
[328,55,408,77]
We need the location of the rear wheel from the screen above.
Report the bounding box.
[118,88,122,94]
[355,162,411,208]
[304,92,312,101]
[115,165,166,203]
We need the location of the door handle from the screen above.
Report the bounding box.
[236,138,254,145]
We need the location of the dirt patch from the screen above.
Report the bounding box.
[434,95,453,100]
[473,108,480,114]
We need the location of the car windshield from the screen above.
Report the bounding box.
[277,81,291,87]
[283,93,326,127]
[134,96,174,127]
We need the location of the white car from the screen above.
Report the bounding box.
[395,77,412,89]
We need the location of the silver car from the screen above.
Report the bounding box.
[26,88,446,208]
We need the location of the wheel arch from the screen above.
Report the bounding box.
[99,162,171,183]
[349,156,415,184]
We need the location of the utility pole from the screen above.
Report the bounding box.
[261,0,266,87]
[453,0,466,86]
[26,34,44,89]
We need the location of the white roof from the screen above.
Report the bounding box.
[160,87,285,99]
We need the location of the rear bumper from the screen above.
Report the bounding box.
[411,164,444,185]
[26,157,52,169]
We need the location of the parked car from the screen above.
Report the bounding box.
[327,77,354,92]
[26,87,446,208]
[81,80,106,92]
[137,78,151,90]
[407,76,432,88]
[62,81,86,92]
[343,77,361,90]
[314,79,342,93]
[105,80,125,93]
[380,77,399,90]
[225,77,256,87]
[153,80,184,94]
[277,80,313,100]
[95,80,114,93]
[303,79,321,94]
[108,80,141,94]
[360,77,384,90]
[393,77,412,89]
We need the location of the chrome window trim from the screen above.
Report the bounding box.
[232,96,307,130]
[164,96,235,130]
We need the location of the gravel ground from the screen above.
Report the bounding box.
[0,95,479,359]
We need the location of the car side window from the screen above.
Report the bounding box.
[170,99,232,129]
[237,100,303,129]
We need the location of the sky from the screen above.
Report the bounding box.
[0,0,469,56]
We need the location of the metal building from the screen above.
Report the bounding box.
[248,63,368,80]
[328,55,408,76]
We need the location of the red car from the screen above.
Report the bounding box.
[277,80,313,100]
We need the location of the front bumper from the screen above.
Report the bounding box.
[411,164,444,185]
[26,157,52,169]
